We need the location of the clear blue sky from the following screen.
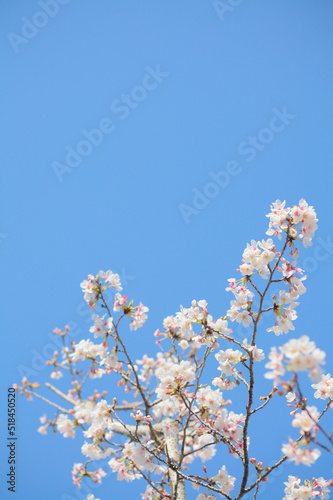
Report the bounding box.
[1,1,333,499]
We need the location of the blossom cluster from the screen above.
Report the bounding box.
[283,475,330,500]
[109,434,165,482]
[194,465,236,499]
[266,199,318,247]
[80,272,149,332]
[282,438,321,467]
[69,338,121,378]
[265,335,326,384]
[72,463,106,488]
[239,238,276,279]
[265,337,330,468]
[312,374,333,400]
[226,199,318,337]
[161,299,231,349]
[226,278,255,328]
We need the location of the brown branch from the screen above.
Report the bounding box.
[45,383,76,404]
[237,225,291,500]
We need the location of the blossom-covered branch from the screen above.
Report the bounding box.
[15,199,333,500]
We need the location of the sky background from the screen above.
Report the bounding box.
[1,1,333,499]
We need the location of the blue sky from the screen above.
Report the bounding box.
[1,1,333,499]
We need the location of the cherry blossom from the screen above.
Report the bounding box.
[265,336,326,384]
[129,303,149,331]
[241,338,265,362]
[98,270,123,291]
[196,386,223,412]
[56,414,76,439]
[292,406,320,432]
[89,314,113,338]
[312,373,333,400]
[215,465,236,494]
[282,439,321,466]
[215,348,243,380]
[80,274,95,303]
[283,475,330,500]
